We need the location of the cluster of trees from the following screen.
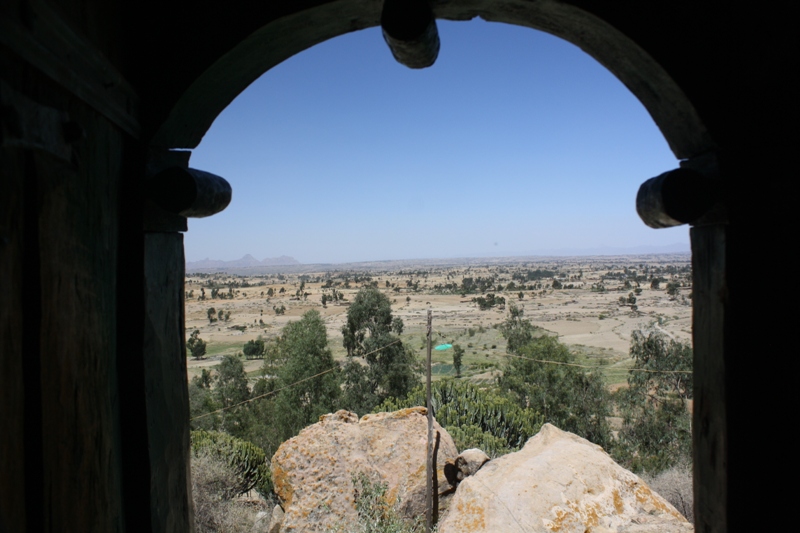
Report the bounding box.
[460,276,497,294]
[189,309,341,457]
[206,307,231,323]
[493,304,692,473]
[473,293,506,310]
[429,274,552,295]
[189,288,691,487]
[189,287,420,462]
[619,292,638,312]
[339,287,420,415]
[511,268,558,282]
[320,288,344,308]
[613,329,692,472]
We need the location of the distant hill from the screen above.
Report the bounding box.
[185,250,690,276]
[186,255,300,272]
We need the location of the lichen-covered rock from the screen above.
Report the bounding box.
[271,407,457,532]
[438,424,693,533]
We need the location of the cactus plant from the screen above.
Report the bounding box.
[191,430,272,497]
[375,379,542,456]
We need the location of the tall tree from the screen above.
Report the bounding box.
[499,303,538,354]
[452,344,464,378]
[187,329,207,359]
[271,310,341,441]
[613,329,693,473]
[215,355,250,409]
[340,287,420,414]
[214,355,251,435]
[243,336,266,359]
[628,329,693,400]
[497,335,612,447]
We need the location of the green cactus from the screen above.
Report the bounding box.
[375,379,543,457]
[446,424,509,458]
[191,430,272,497]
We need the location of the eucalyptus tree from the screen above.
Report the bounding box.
[340,287,420,414]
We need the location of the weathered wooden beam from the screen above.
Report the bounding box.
[0,145,27,533]
[381,0,440,69]
[636,166,719,228]
[144,232,195,533]
[33,116,126,532]
[146,167,231,218]
[0,0,139,137]
[691,223,728,533]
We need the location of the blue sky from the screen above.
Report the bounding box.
[185,19,689,264]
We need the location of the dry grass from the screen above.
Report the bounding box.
[186,257,693,389]
[192,452,272,532]
[643,464,694,523]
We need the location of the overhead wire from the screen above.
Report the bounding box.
[192,337,690,422]
[190,339,401,421]
[500,352,692,374]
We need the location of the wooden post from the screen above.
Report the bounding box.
[691,223,728,532]
[432,430,440,526]
[139,153,237,533]
[143,231,195,532]
[425,309,433,533]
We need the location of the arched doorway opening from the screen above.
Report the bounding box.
[145,1,718,530]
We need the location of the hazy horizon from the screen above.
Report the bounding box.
[185,19,688,264]
[186,243,691,268]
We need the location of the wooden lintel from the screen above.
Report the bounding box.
[0,0,140,137]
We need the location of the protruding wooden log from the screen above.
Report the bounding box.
[146,167,231,218]
[636,167,718,228]
[381,0,440,69]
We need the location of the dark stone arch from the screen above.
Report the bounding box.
[151,0,713,160]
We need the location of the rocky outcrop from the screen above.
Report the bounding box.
[444,448,490,486]
[270,408,458,532]
[438,424,693,533]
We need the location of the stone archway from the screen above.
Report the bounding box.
[148,2,722,531]
[151,0,714,160]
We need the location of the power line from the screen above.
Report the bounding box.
[500,352,692,374]
[190,339,402,421]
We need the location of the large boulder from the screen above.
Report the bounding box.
[438,424,693,533]
[271,408,458,532]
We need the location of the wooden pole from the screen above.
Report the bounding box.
[432,430,440,525]
[425,309,433,532]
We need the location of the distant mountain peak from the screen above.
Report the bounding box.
[186,254,301,272]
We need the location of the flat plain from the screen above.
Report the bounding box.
[184,254,692,389]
